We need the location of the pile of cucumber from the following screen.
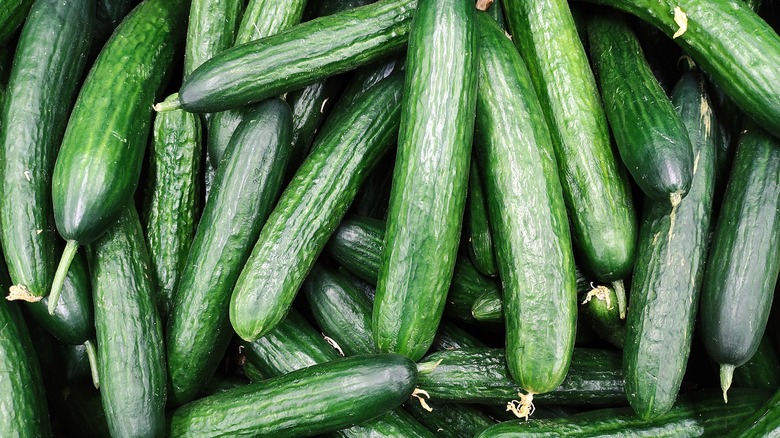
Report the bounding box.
[1,0,780,436]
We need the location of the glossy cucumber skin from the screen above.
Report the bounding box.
[405,400,496,438]
[700,126,780,371]
[474,12,575,393]
[374,0,477,361]
[169,354,419,438]
[229,74,404,342]
[183,0,244,78]
[52,0,188,244]
[142,93,202,320]
[503,0,636,281]
[580,0,780,139]
[726,386,780,438]
[587,10,693,202]
[624,69,718,419]
[466,156,498,277]
[0,0,33,46]
[166,98,293,406]
[178,0,416,113]
[0,0,91,300]
[733,334,780,392]
[475,389,768,437]
[88,205,166,438]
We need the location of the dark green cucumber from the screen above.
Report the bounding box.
[0,0,91,301]
[474,12,575,395]
[92,0,136,51]
[374,0,477,362]
[587,10,693,203]
[166,98,293,406]
[624,66,718,419]
[732,334,780,392]
[0,45,12,109]
[50,0,188,309]
[503,0,637,282]
[726,386,780,438]
[405,400,496,438]
[0,0,33,47]
[351,151,395,220]
[58,384,111,438]
[169,354,418,437]
[165,0,415,113]
[0,250,50,436]
[431,320,487,351]
[700,124,780,401]
[578,281,625,350]
[316,0,376,16]
[229,73,404,342]
[471,289,502,322]
[577,0,780,139]
[330,54,405,115]
[466,156,498,277]
[88,205,165,438]
[183,0,243,78]
[475,389,768,437]
[331,408,435,438]
[416,348,625,407]
[142,93,202,319]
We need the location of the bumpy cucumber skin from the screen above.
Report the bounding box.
[624,69,718,420]
[183,0,244,78]
[466,157,499,277]
[474,12,575,393]
[52,0,188,244]
[166,98,292,406]
[587,10,693,202]
[503,0,636,281]
[374,0,477,361]
[89,205,166,438]
[229,74,404,342]
[169,354,418,438]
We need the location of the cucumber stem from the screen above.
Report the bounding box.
[720,364,735,403]
[612,280,627,320]
[84,339,100,389]
[153,96,182,112]
[48,240,78,315]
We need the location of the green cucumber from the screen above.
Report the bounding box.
[183,0,244,78]
[166,97,293,406]
[700,124,780,401]
[578,281,625,350]
[624,66,718,419]
[50,0,188,311]
[587,9,693,204]
[431,321,487,351]
[88,205,165,438]
[732,334,780,392]
[351,152,395,220]
[162,0,415,113]
[170,354,418,437]
[0,0,33,47]
[0,0,92,301]
[229,73,404,342]
[577,0,780,139]
[726,386,780,438]
[474,12,575,395]
[374,0,477,362]
[475,389,768,437]
[142,93,202,320]
[92,0,136,50]
[405,400,496,438]
[503,0,637,282]
[466,156,498,277]
[316,0,375,16]
[416,348,625,407]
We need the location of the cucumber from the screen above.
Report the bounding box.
[732,334,780,392]
[578,0,780,139]
[475,389,768,437]
[316,0,375,16]
[169,354,418,437]
[0,0,92,301]
[50,0,188,310]
[578,280,625,350]
[162,0,415,113]
[431,320,487,351]
[142,93,202,320]
[474,12,575,395]
[375,0,477,361]
[229,73,404,342]
[503,0,637,282]
[88,205,165,438]
[183,0,244,78]
[166,97,293,406]
[587,9,693,204]
[624,66,718,419]
[405,400,496,438]
[726,386,780,438]
[465,156,498,277]
[351,151,395,220]
[700,124,780,401]
[92,0,136,50]
[0,0,33,47]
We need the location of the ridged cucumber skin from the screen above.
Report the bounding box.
[0,0,91,299]
[475,389,768,437]
[587,10,693,202]
[93,0,137,48]
[405,400,496,438]
[416,348,625,407]
[316,0,376,16]
[183,0,244,78]
[474,12,575,393]
[503,0,636,281]
[327,408,435,438]
[0,0,33,47]
[466,156,498,277]
[229,73,404,342]
[166,98,293,406]
[624,69,718,420]
[700,125,780,376]
[142,93,202,320]
[169,354,419,438]
[52,0,188,244]
[726,386,780,438]
[374,0,477,361]
[579,0,780,140]
[177,0,415,113]
[88,205,166,438]
[733,335,780,392]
